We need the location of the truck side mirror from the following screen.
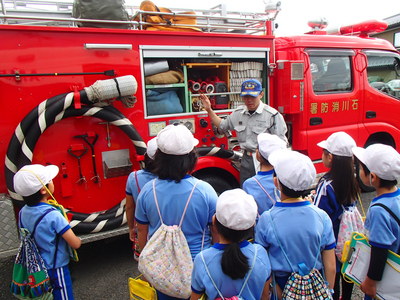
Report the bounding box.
[394,58,400,77]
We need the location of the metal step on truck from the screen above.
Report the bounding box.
[1,0,399,258]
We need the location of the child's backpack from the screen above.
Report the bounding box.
[200,245,258,300]
[11,209,54,300]
[269,213,333,300]
[138,180,198,298]
[336,204,365,261]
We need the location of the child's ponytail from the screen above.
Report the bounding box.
[329,153,360,205]
[221,242,249,279]
[215,218,252,279]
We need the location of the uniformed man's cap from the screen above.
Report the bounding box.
[240,79,262,97]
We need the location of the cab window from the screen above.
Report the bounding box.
[310,56,352,93]
[365,50,400,100]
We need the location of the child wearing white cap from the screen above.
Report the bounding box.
[255,150,336,298]
[13,164,81,300]
[314,131,360,300]
[243,133,287,216]
[135,124,218,300]
[125,137,158,260]
[191,189,271,300]
[352,144,400,299]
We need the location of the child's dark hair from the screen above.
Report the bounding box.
[143,153,157,173]
[215,218,252,279]
[153,149,198,182]
[273,171,303,198]
[325,150,360,205]
[358,160,398,188]
[257,150,271,166]
[279,181,303,198]
[23,189,44,206]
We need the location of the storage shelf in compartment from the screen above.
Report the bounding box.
[145,83,186,89]
[191,91,240,97]
[185,63,232,68]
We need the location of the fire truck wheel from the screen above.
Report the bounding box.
[196,174,236,195]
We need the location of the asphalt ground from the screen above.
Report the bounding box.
[0,192,375,300]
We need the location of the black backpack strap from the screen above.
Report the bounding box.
[370,203,400,254]
[371,203,400,227]
[31,209,55,236]
[19,208,55,236]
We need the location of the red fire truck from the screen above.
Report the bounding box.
[1,1,399,256]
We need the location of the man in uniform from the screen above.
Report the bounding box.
[200,79,287,185]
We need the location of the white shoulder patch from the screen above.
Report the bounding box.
[263,105,278,115]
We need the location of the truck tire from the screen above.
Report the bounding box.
[195,174,237,195]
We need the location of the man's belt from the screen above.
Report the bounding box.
[244,150,254,156]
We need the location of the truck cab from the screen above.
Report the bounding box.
[272,21,400,174]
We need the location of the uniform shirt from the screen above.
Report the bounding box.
[191,241,271,300]
[135,175,218,259]
[219,102,287,152]
[20,202,71,269]
[365,189,400,253]
[125,169,157,204]
[243,170,278,216]
[255,201,336,277]
[314,175,355,239]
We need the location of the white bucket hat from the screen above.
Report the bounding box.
[352,144,400,181]
[269,150,316,191]
[317,131,356,157]
[146,137,158,160]
[14,164,59,197]
[156,124,199,155]
[216,188,257,231]
[257,133,287,160]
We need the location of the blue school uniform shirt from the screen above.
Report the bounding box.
[365,189,400,253]
[255,201,336,277]
[125,169,157,204]
[315,176,355,239]
[191,241,271,300]
[20,202,71,269]
[243,170,278,215]
[135,175,218,260]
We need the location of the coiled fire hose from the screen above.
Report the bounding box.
[5,75,147,233]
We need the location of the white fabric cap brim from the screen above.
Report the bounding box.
[317,140,328,150]
[352,145,400,180]
[45,165,60,183]
[269,150,316,191]
[352,147,367,166]
[14,165,59,196]
[216,189,257,230]
[146,138,158,160]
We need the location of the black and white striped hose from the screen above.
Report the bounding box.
[5,76,146,233]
